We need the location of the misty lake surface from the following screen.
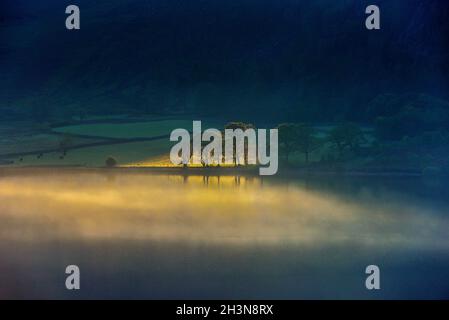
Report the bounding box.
[0,168,448,299]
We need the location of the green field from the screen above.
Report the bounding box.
[53,120,202,139]
[11,139,171,167]
[5,119,229,167]
[7,119,201,167]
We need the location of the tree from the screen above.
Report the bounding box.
[223,122,255,165]
[278,123,321,164]
[224,122,254,131]
[105,156,118,167]
[328,123,365,157]
[278,123,298,163]
[296,124,321,164]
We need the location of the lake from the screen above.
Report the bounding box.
[0,168,448,299]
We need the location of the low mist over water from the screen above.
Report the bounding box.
[0,169,448,299]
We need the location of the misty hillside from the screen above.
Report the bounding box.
[1,0,448,122]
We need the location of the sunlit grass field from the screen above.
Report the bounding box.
[5,119,223,167]
[10,139,169,167]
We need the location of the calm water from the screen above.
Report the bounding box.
[0,169,448,299]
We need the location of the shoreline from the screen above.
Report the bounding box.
[0,165,425,178]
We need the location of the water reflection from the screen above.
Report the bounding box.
[0,170,448,249]
[0,169,448,299]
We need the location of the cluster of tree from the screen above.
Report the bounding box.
[328,123,365,157]
[278,123,365,165]
[278,123,320,164]
[365,94,449,173]
[222,122,255,165]
[367,94,449,141]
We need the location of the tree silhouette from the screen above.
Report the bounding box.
[296,124,321,164]
[328,123,365,157]
[279,123,321,164]
[223,122,255,165]
[278,123,298,163]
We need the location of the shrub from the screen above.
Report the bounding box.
[105,156,118,167]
